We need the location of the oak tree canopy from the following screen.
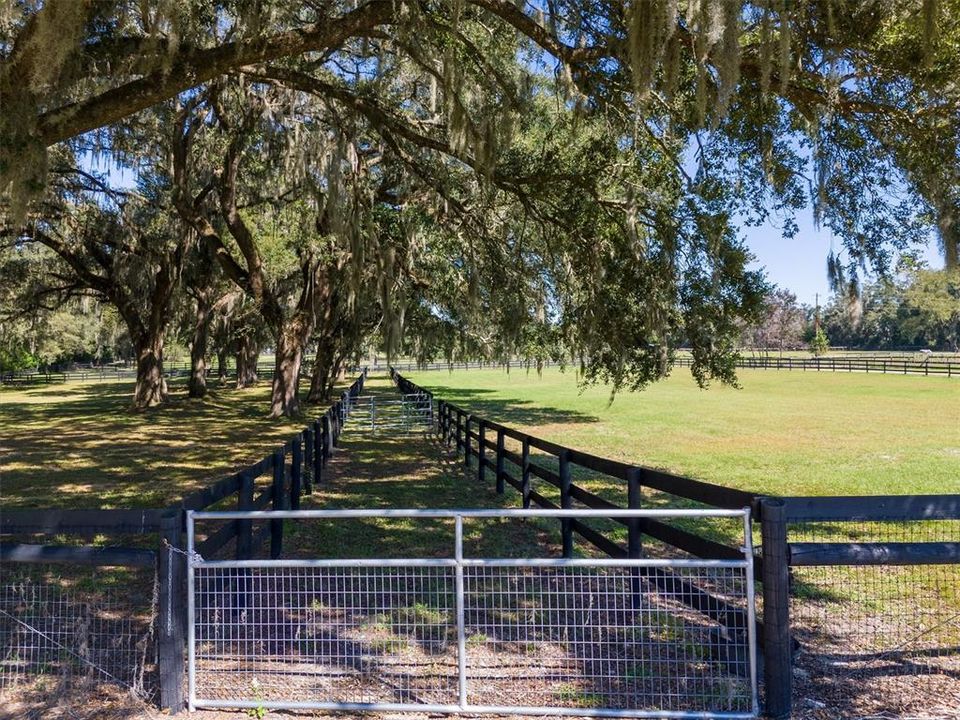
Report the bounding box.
[1,1,957,413]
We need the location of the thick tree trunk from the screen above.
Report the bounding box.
[937,202,959,269]
[270,321,309,418]
[217,350,228,382]
[307,335,337,403]
[236,335,259,389]
[133,334,166,409]
[188,294,213,398]
[307,359,331,403]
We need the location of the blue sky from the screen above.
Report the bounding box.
[741,209,943,307]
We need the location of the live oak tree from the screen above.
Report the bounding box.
[5,170,186,407]
[2,1,957,403]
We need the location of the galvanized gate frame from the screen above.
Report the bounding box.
[341,392,434,433]
[186,508,759,718]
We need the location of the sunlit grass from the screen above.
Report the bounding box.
[407,367,960,497]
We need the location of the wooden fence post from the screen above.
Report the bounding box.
[158,511,186,712]
[303,427,313,494]
[271,448,285,559]
[332,401,342,447]
[627,468,643,557]
[236,472,254,560]
[627,467,644,608]
[322,413,333,456]
[315,419,324,483]
[521,437,531,508]
[761,497,792,719]
[464,415,472,469]
[495,430,505,495]
[456,410,464,454]
[291,436,303,510]
[559,450,572,558]
[477,420,486,483]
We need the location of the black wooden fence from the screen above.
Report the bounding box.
[378,359,561,373]
[386,354,959,377]
[0,370,366,711]
[0,362,365,387]
[392,368,960,719]
[675,354,958,376]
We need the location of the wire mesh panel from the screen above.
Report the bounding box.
[343,394,433,434]
[192,565,458,706]
[188,509,758,718]
[0,568,157,715]
[462,566,754,715]
[788,519,960,717]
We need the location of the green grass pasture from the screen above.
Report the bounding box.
[407,366,960,497]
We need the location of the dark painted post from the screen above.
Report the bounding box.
[333,399,344,446]
[627,468,643,557]
[315,419,324,483]
[559,450,573,558]
[477,420,486,483]
[761,497,792,719]
[271,448,285,559]
[521,437,531,508]
[236,472,254,560]
[464,415,472,469]
[303,426,313,494]
[456,410,463,454]
[322,414,333,457]
[495,429,505,495]
[158,511,186,712]
[291,436,303,510]
[626,467,643,608]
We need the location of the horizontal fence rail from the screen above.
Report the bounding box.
[187,508,759,719]
[6,351,957,387]
[675,355,958,376]
[341,392,434,433]
[0,362,366,387]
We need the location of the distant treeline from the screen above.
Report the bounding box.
[740,266,959,354]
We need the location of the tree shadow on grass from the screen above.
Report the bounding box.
[414,384,601,428]
[0,380,307,509]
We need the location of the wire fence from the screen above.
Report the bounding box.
[0,566,158,709]
[188,509,758,717]
[192,563,755,715]
[342,392,434,434]
[787,519,960,717]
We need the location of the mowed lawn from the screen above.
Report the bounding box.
[0,380,308,508]
[407,367,960,496]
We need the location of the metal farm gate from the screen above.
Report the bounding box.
[186,508,759,718]
[341,393,433,433]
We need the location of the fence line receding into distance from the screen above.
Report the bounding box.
[391,368,960,719]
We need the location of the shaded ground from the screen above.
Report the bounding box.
[0,379,313,508]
